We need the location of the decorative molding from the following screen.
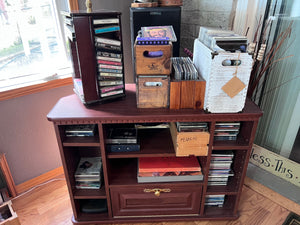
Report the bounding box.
[0,77,72,101]
[15,167,64,195]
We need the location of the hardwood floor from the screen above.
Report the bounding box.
[11,175,291,225]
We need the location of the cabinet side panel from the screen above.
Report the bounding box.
[73,16,99,103]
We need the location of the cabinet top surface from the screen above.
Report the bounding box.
[47,84,263,124]
[62,10,121,17]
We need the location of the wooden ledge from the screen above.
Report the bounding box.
[0,77,72,101]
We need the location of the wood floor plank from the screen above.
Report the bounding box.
[10,176,291,225]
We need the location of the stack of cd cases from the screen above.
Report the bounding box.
[171,57,198,80]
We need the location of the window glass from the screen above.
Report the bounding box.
[0,0,72,92]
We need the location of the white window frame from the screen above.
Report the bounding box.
[0,0,78,101]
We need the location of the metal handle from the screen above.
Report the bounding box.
[144,81,162,87]
[144,188,171,197]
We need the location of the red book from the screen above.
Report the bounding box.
[138,156,201,173]
[97,60,122,66]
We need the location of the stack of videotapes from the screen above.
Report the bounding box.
[92,16,125,100]
[105,124,140,152]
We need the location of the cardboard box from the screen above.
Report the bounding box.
[135,43,172,75]
[169,122,209,156]
[136,76,169,108]
[169,80,206,109]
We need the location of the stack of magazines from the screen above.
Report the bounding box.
[75,157,102,189]
[208,150,234,186]
[137,156,203,183]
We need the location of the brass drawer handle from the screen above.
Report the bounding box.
[144,188,171,197]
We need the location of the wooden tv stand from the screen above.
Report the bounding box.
[47,84,262,224]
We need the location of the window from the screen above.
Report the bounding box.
[0,0,72,93]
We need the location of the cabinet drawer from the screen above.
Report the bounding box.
[110,184,202,217]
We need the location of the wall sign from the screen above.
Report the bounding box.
[250,144,300,187]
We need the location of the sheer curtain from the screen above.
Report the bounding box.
[252,0,300,160]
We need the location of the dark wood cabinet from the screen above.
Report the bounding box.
[62,10,126,105]
[47,84,262,224]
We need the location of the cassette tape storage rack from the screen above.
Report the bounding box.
[62,10,126,105]
[48,84,263,224]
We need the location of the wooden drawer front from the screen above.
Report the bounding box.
[110,184,202,217]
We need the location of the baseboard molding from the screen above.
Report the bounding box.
[244,176,300,215]
[15,166,64,194]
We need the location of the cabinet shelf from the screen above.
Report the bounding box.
[63,136,100,147]
[212,136,250,149]
[73,212,109,222]
[203,208,237,218]
[106,128,175,158]
[108,158,204,187]
[73,188,107,199]
[206,186,239,195]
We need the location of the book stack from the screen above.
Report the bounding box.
[75,157,102,189]
[105,125,140,152]
[65,124,97,137]
[93,18,124,99]
[205,194,225,207]
[214,122,240,141]
[137,156,203,183]
[208,150,234,186]
[176,122,208,132]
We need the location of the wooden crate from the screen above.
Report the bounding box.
[169,80,206,109]
[136,76,169,108]
[169,122,209,156]
[0,201,21,225]
[193,39,253,113]
[135,43,172,75]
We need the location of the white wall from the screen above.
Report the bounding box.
[0,85,73,185]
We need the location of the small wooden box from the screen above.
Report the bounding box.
[0,201,21,225]
[135,43,172,75]
[170,122,209,156]
[136,76,169,108]
[169,80,206,109]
